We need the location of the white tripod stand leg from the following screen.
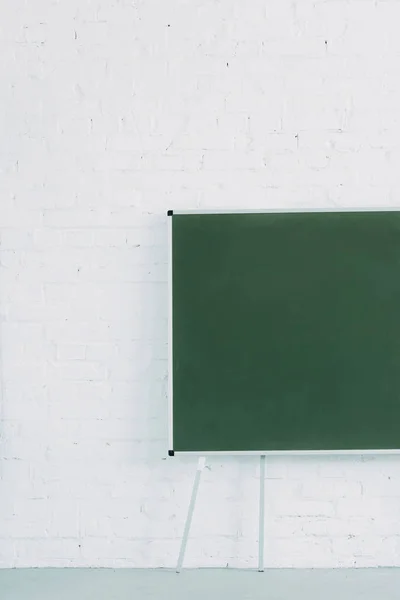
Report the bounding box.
[258,455,266,572]
[176,457,206,573]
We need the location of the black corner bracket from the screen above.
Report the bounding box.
[167,210,173,216]
[168,450,175,456]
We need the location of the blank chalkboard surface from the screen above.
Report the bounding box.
[168,209,400,454]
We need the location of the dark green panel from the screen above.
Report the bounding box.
[171,211,400,452]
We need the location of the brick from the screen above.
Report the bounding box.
[85,342,118,361]
[301,478,363,500]
[0,206,43,228]
[47,360,108,382]
[43,209,108,228]
[2,362,47,384]
[2,383,49,420]
[331,536,400,568]
[2,434,47,461]
[80,538,144,561]
[336,497,387,519]
[273,499,335,518]
[3,499,52,538]
[0,229,34,249]
[202,150,265,171]
[44,320,113,344]
[0,540,15,568]
[93,229,128,247]
[56,344,86,361]
[265,537,334,569]
[14,539,81,561]
[300,517,370,538]
[33,228,64,249]
[49,504,80,538]
[63,230,95,248]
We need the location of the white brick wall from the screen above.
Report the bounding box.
[1,0,400,569]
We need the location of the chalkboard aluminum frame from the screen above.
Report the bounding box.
[167,206,400,456]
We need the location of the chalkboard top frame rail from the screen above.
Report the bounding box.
[168,206,400,457]
[169,206,400,216]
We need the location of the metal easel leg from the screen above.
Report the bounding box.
[176,457,206,573]
[258,455,266,572]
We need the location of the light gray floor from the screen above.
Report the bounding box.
[1,568,400,600]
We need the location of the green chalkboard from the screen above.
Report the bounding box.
[169,210,400,454]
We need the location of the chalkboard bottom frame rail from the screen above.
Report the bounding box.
[170,449,400,456]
